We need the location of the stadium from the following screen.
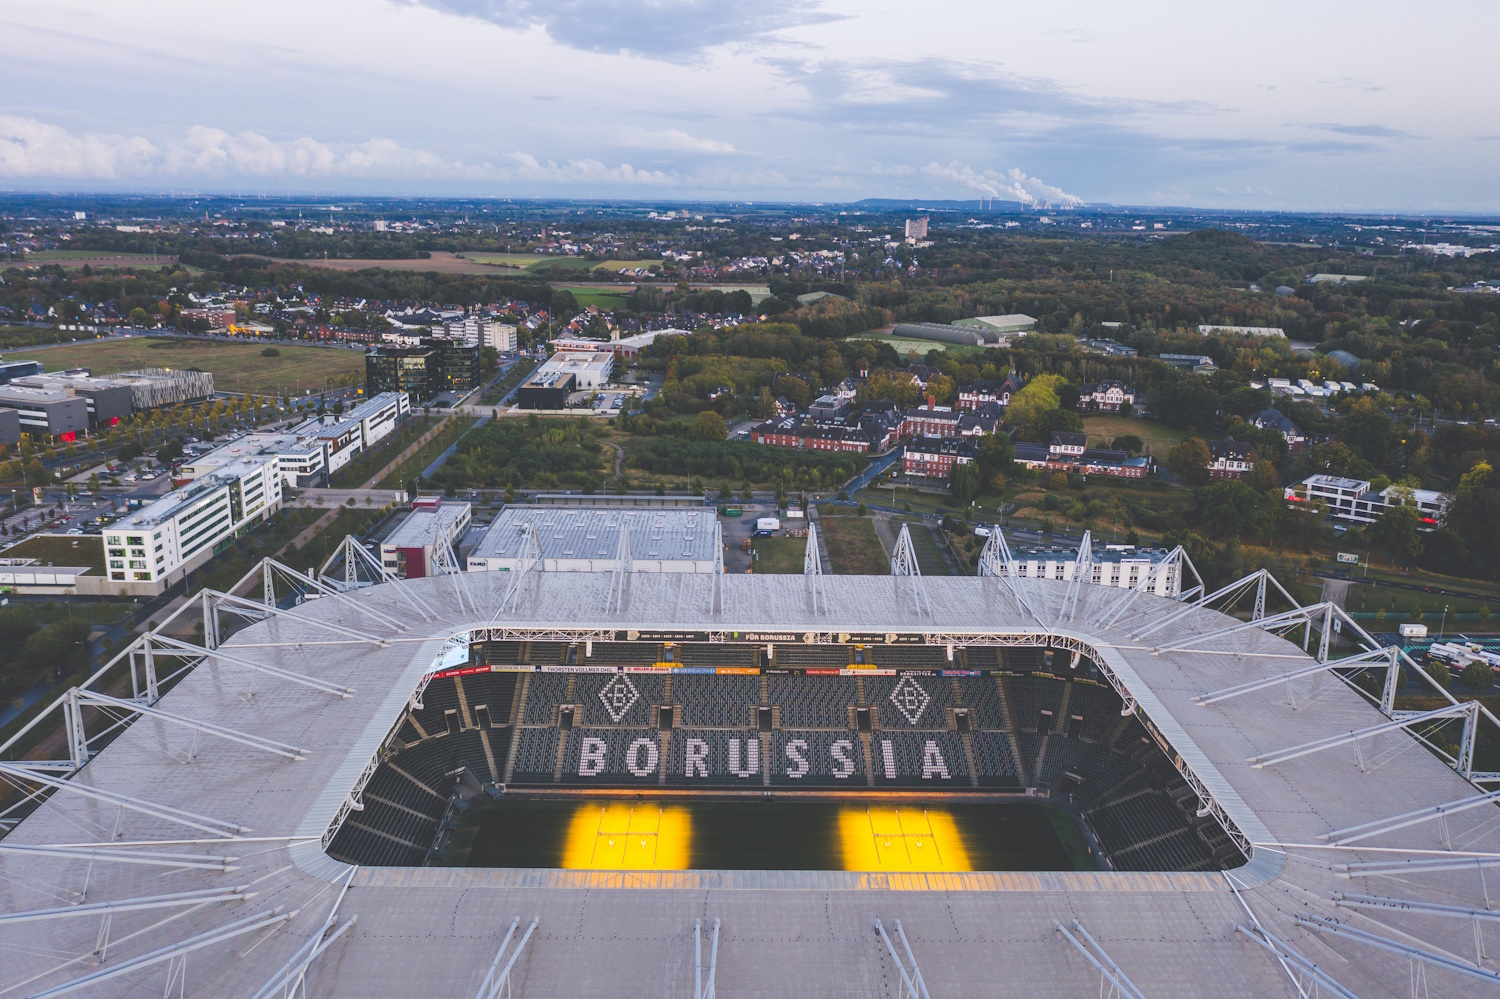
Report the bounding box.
[2,523,1500,997]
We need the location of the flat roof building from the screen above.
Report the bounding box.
[12,373,134,426]
[516,351,613,408]
[104,451,283,590]
[0,386,88,439]
[381,497,473,579]
[180,431,328,488]
[467,506,719,573]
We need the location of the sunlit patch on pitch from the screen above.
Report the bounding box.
[838,807,970,872]
[561,802,690,869]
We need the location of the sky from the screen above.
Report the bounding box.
[0,0,1496,212]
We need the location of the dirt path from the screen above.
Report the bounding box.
[606,442,625,480]
[279,417,451,557]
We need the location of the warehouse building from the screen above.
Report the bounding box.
[103,451,283,592]
[466,506,720,573]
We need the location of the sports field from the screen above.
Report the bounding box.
[7,337,365,395]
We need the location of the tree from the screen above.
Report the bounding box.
[1370,502,1424,565]
[689,411,728,441]
[1461,661,1494,690]
[777,376,811,409]
[1168,437,1212,487]
[1111,434,1143,455]
[1006,374,1063,438]
[949,461,981,506]
[1196,480,1260,538]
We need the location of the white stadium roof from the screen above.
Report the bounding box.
[2,539,1499,997]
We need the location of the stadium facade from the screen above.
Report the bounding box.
[2,526,1499,997]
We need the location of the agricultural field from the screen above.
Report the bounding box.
[12,250,178,268]
[1081,414,1186,456]
[7,337,365,395]
[235,251,498,275]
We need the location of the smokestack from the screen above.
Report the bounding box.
[927,394,936,409]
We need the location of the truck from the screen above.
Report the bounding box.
[754,517,781,536]
[1399,623,1428,640]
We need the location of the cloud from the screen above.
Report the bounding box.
[0,117,684,189]
[504,152,675,185]
[406,0,841,59]
[1319,76,1385,93]
[766,57,1217,141]
[0,117,158,179]
[615,128,735,154]
[920,162,1083,207]
[1303,122,1419,139]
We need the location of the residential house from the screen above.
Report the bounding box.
[1207,439,1255,480]
[1080,380,1135,412]
[1248,408,1306,452]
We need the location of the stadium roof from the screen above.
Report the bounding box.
[2,565,1498,996]
[468,506,719,567]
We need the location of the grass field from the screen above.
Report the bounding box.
[847,332,953,354]
[0,535,105,574]
[1081,414,1186,457]
[461,253,550,270]
[558,286,631,309]
[7,337,365,395]
[14,250,178,269]
[751,536,804,573]
[820,516,887,574]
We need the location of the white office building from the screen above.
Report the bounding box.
[105,452,282,587]
[291,391,410,476]
[180,431,327,488]
[1007,545,1182,598]
[467,506,720,573]
[1284,475,1451,530]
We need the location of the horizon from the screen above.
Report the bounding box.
[3,1,1497,214]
